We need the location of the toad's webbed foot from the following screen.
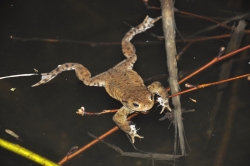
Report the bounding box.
[31,63,76,87]
[113,107,143,143]
[157,97,172,114]
[126,123,144,143]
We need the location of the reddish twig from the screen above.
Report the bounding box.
[169,73,250,98]
[76,107,118,116]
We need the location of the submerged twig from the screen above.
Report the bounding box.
[88,132,182,161]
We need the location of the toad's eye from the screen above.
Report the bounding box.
[150,94,153,100]
[133,103,139,107]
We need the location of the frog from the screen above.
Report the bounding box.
[32,16,171,143]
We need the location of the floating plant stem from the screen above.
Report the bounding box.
[0,73,38,80]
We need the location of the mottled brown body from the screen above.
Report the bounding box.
[32,16,171,143]
[105,69,154,112]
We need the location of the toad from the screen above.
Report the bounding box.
[32,16,171,143]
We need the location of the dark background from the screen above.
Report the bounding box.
[0,0,250,165]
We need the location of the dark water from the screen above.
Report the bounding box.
[0,0,250,166]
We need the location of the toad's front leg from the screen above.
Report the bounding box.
[148,81,172,113]
[113,106,143,143]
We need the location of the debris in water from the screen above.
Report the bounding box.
[190,98,197,103]
[10,88,16,91]
[5,129,22,141]
[185,83,196,88]
[76,107,85,116]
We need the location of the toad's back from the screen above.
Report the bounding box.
[104,68,149,102]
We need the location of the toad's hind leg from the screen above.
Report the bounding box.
[113,16,162,71]
[32,63,106,87]
[113,106,143,143]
